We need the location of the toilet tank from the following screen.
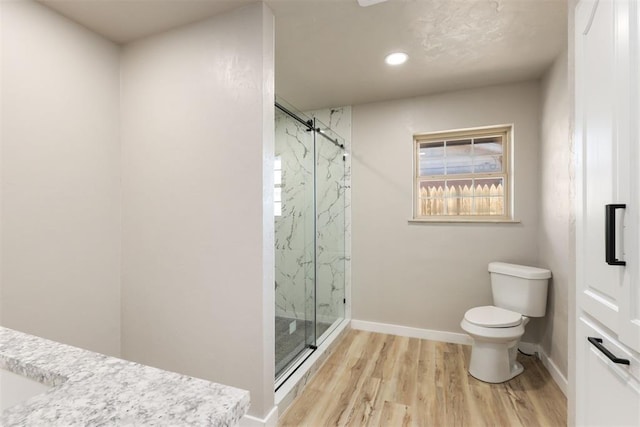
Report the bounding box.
[488,262,552,317]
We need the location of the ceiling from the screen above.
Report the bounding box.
[36,0,256,44]
[37,0,568,111]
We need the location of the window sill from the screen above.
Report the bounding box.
[408,218,521,224]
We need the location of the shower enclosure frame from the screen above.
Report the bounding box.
[274,99,347,389]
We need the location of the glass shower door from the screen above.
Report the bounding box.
[274,104,316,380]
[314,119,346,344]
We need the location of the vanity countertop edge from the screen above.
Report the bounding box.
[0,327,250,426]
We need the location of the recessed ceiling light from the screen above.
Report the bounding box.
[385,52,408,66]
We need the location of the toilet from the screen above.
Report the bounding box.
[460,262,551,383]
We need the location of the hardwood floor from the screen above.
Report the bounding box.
[278,329,567,427]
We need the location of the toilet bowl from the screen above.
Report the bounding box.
[460,306,528,383]
[460,262,551,384]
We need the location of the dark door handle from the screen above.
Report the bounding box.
[588,337,630,365]
[605,204,626,265]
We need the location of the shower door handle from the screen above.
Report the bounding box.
[605,204,626,266]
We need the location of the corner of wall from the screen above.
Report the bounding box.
[567,2,578,425]
[536,45,571,386]
[240,406,278,427]
[119,2,276,420]
[0,0,4,327]
[0,0,122,356]
[259,0,276,419]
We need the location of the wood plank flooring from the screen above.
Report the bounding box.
[278,329,567,427]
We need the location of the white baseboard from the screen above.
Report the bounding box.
[350,319,472,345]
[351,319,568,397]
[239,406,278,427]
[517,342,568,397]
[539,348,568,397]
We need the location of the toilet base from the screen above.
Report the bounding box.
[468,340,524,383]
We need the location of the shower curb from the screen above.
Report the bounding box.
[275,319,350,417]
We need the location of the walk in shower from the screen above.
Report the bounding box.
[274,98,347,384]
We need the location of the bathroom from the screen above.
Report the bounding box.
[3,0,636,425]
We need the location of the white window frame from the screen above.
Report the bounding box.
[412,125,513,222]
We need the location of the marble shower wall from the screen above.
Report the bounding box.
[274,105,352,332]
[274,109,315,322]
[309,107,351,328]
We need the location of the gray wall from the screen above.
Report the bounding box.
[0,0,122,356]
[568,2,577,421]
[119,4,275,418]
[351,82,542,336]
[538,51,571,380]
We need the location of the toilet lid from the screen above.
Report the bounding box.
[464,306,522,328]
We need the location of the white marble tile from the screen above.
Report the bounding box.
[274,105,351,332]
[310,107,351,326]
[274,111,315,321]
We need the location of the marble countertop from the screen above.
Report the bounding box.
[0,327,250,426]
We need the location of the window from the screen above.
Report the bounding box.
[414,125,511,220]
[274,156,282,217]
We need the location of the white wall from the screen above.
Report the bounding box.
[351,82,542,336]
[538,51,571,380]
[120,3,275,419]
[0,0,121,356]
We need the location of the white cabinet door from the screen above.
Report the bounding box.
[578,317,640,427]
[576,0,624,334]
[617,0,640,353]
[576,0,640,423]
[576,0,640,352]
